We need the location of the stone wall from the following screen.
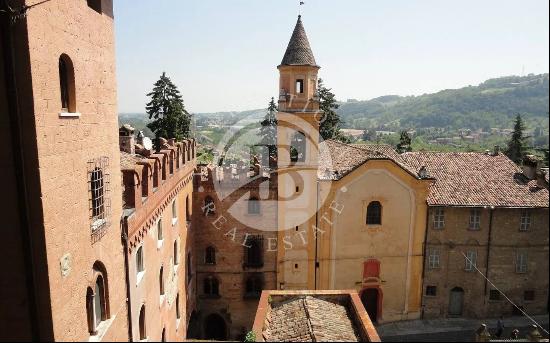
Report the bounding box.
[423,207,549,319]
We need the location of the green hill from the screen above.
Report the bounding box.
[338,73,549,131]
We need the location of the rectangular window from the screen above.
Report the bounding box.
[428,249,440,269]
[465,251,477,271]
[524,290,535,301]
[433,208,445,229]
[489,290,501,301]
[469,208,481,230]
[244,235,264,268]
[520,210,531,231]
[88,157,111,243]
[426,286,437,296]
[296,79,304,94]
[516,252,528,273]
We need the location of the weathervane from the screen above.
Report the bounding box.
[299,1,305,16]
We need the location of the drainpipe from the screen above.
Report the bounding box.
[420,205,430,319]
[484,207,495,304]
[121,218,134,342]
[1,4,40,340]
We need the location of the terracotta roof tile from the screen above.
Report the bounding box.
[318,140,421,180]
[120,151,146,170]
[402,152,549,208]
[263,296,359,342]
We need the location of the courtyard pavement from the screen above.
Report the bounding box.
[377,314,549,342]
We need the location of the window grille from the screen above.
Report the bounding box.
[88,157,111,243]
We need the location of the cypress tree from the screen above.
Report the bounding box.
[318,79,347,142]
[505,114,529,164]
[260,97,278,159]
[397,130,412,153]
[146,72,191,147]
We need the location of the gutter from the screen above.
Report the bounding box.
[314,180,320,290]
[121,218,134,342]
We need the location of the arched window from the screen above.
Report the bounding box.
[136,246,144,276]
[245,274,263,299]
[139,305,147,340]
[203,276,220,296]
[186,252,192,284]
[290,131,306,163]
[159,267,164,296]
[157,219,163,241]
[205,246,216,265]
[172,199,178,222]
[248,197,260,214]
[204,196,215,216]
[59,54,75,112]
[173,240,179,265]
[86,263,109,336]
[185,195,190,221]
[176,293,181,320]
[366,201,382,225]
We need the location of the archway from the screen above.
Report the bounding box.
[204,313,227,341]
[361,288,381,323]
[186,311,200,339]
[449,287,464,316]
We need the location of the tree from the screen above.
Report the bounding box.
[146,72,191,148]
[396,130,412,153]
[260,97,278,160]
[505,114,529,164]
[318,78,346,142]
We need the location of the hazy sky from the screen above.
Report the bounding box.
[114,0,549,114]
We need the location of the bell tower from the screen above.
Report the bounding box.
[276,15,322,290]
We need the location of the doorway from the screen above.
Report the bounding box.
[204,313,227,341]
[361,288,380,322]
[449,287,464,316]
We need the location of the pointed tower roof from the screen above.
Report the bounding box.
[280,15,318,67]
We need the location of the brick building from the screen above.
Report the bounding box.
[402,151,549,319]
[119,126,197,341]
[0,0,128,340]
[190,162,278,341]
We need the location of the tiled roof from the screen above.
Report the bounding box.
[280,15,318,67]
[263,296,359,342]
[402,152,549,208]
[318,140,422,180]
[120,151,146,170]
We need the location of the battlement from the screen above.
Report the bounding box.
[194,158,276,191]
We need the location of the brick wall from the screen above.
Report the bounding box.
[423,206,549,319]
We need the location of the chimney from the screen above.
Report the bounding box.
[522,155,538,180]
[418,166,429,179]
[536,170,548,189]
[136,130,145,145]
[493,145,501,156]
[119,124,135,154]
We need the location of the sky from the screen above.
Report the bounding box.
[114,0,549,114]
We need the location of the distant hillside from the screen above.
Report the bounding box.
[338,73,549,131]
[119,73,549,139]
